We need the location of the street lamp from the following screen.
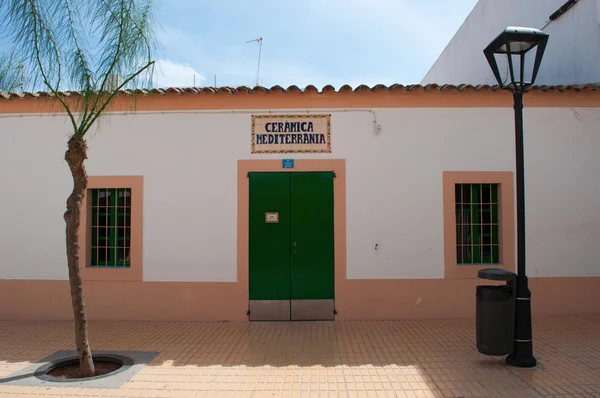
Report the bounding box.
[483,27,549,368]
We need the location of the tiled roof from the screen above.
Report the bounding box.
[2,83,600,99]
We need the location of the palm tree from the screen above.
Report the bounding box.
[0,51,24,93]
[1,0,158,376]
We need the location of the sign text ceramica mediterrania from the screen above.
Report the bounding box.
[251,114,331,154]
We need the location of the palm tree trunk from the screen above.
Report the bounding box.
[64,133,95,377]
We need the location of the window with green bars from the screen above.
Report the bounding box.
[455,183,500,265]
[90,188,131,267]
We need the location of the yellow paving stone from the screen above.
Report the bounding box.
[0,316,598,397]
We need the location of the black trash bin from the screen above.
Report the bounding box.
[476,268,517,356]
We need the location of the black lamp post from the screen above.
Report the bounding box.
[483,27,549,368]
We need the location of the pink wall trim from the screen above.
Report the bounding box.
[0,278,598,321]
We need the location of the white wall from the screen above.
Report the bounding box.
[0,115,73,280]
[1,105,599,281]
[538,0,600,85]
[421,0,600,86]
[341,108,517,279]
[523,107,600,277]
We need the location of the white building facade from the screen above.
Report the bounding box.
[0,86,599,321]
[422,0,600,86]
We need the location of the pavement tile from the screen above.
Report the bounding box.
[0,316,598,397]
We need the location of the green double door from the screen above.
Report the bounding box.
[249,172,334,321]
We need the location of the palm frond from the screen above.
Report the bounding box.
[1,0,158,136]
[0,50,24,93]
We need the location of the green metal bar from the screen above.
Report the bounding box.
[492,190,499,264]
[124,188,132,267]
[92,189,100,267]
[109,189,117,266]
[472,184,480,263]
[465,184,473,264]
[456,184,462,264]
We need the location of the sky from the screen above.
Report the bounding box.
[151,0,479,89]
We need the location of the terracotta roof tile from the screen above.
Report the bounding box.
[1,83,600,100]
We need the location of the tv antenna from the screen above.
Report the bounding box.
[246,36,263,87]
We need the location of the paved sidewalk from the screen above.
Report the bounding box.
[0,316,599,397]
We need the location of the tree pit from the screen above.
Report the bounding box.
[48,359,122,379]
[35,354,133,382]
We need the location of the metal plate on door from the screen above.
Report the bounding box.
[265,212,279,223]
[291,300,335,321]
[249,300,290,321]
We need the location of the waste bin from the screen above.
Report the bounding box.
[476,268,517,356]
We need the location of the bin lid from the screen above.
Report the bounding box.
[477,268,516,281]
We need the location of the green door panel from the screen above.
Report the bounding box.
[290,172,335,300]
[249,172,291,300]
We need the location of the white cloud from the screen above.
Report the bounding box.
[152,59,205,88]
[155,0,478,87]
